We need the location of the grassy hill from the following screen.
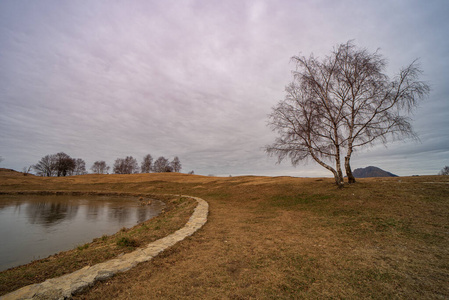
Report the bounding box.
[0,171,448,299]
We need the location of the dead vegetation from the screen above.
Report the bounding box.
[0,169,448,299]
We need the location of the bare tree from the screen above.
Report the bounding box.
[22,166,32,176]
[33,154,56,177]
[439,166,449,175]
[32,153,78,177]
[91,161,110,174]
[113,156,139,174]
[0,156,4,164]
[153,156,172,173]
[141,154,153,173]
[73,158,87,175]
[170,156,182,173]
[54,152,76,176]
[266,41,429,187]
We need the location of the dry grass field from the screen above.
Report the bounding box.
[0,168,448,299]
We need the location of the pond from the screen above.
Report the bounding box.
[0,194,164,271]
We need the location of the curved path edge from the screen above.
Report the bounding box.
[2,195,208,300]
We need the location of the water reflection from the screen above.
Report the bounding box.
[86,205,100,221]
[108,206,130,224]
[137,206,153,223]
[0,195,164,271]
[26,202,79,227]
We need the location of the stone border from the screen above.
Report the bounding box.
[2,195,208,300]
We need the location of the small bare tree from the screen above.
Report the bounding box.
[33,154,57,177]
[141,154,153,173]
[54,152,76,177]
[267,41,429,187]
[22,166,32,176]
[73,158,87,175]
[91,161,110,174]
[439,166,449,175]
[170,156,182,173]
[153,156,172,173]
[113,156,139,174]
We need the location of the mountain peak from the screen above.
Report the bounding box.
[352,166,398,178]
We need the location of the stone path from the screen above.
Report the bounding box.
[2,196,208,300]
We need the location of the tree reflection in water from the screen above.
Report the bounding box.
[26,201,79,227]
[108,206,130,224]
[136,203,160,223]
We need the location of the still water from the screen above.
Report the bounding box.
[0,194,164,271]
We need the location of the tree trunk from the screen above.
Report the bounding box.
[322,162,344,188]
[334,172,344,189]
[335,145,345,187]
[344,143,356,184]
[309,149,344,188]
[335,155,344,186]
[345,155,356,184]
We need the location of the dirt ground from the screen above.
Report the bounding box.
[1,169,448,299]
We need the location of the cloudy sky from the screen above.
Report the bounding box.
[1,0,448,177]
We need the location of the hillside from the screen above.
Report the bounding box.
[0,168,30,177]
[353,166,398,178]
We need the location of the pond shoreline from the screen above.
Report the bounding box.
[2,194,208,299]
[0,191,198,297]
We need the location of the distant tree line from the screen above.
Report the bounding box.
[109,154,181,174]
[32,153,182,176]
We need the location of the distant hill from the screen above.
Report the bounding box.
[0,168,21,174]
[352,166,398,178]
[0,168,33,177]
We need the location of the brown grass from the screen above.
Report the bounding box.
[0,169,448,299]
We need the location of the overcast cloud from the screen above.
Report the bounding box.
[1,0,448,176]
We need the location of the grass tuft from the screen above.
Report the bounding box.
[76,244,89,251]
[116,237,139,249]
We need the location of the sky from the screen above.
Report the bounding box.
[1,0,448,177]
